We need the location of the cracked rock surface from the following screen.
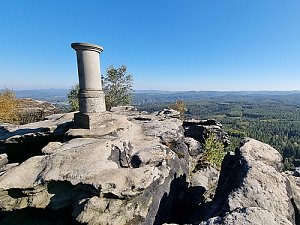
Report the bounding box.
[1,107,298,225]
[0,108,186,225]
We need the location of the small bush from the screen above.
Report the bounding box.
[103,65,133,110]
[204,133,225,170]
[284,157,295,171]
[170,100,187,120]
[67,84,79,111]
[0,89,20,123]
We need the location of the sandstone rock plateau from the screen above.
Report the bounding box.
[0,107,299,225]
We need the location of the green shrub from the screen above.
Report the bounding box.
[204,133,225,170]
[103,65,133,110]
[67,84,79,112]
[284,157,295,171]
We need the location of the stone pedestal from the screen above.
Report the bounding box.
[71,42,108,129]
[73,111,112,130]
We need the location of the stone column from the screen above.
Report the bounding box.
[71,42,108,129]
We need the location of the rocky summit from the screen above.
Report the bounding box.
[0,107,299,225]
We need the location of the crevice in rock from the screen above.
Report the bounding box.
[1,180,99,225]
[0,138,59,164]
[133,117,151,121]
[0,122,73,164]
[291,198,300,225]
[7,188,28,198]
[131,155,142,168]
[184,125,206,144]
[108,142,136,168]
[201,150,249,220]
[0,207,85,225]
[153,174,207,225]
[103,192,124,199]
[183,120,221,127]
[164,149,248,224]
[153,174,188,225]
[47,181,100,209]
[285,177,298,224]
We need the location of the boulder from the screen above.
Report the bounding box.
[41,142,63,154]
[200,207,292,225]
[199,138,295,225]
[190,166,219,202]
[183,119,229,149]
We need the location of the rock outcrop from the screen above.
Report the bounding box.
[0,113,74,164]
[18,98,59,124]
[0,108,186,225]
[0,107,299,225]
[285,171,300,224]
[197,138,296,225]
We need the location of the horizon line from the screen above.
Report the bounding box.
[2,88,300,92]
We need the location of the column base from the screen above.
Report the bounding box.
[74,111,112,129]
[78,90,106,113]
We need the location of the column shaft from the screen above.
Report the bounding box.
[71,42,108,129]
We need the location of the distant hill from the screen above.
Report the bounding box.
[0,89,70,108]
[12,89,69,102]
[133,90,300,105]
[2,89,300,106]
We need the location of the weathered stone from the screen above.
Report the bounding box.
[17,98,59,124]
[65,113,129,139]
[199,138,295,225]
[0,113,74,163]
[157,109,181,119]
[183,119,229,149]
[1,107,299,225]
[0,163,19,175]
[110,106,138,114]
[41,142,63,154]
[184,137,203,157]
[285,173,300,224]
[0,154,8,167]
[0,113,74,143]
[190,166,219,201]
[0,108,186,225]
[200,207,293,225]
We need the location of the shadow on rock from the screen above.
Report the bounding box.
[198,148,249,221]
[47,181,100,210]
[0,207,84,225]
[0,121,73,164]
[154,173,206,225]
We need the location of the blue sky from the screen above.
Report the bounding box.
[0,0,299,91]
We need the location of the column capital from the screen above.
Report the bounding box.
[71,42,103,53]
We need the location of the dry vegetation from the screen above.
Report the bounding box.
[0,89,58,125]
[0,89,20,123]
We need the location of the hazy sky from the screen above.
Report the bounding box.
[0,0,299,91]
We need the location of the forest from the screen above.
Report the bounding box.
[135,93,300,170]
